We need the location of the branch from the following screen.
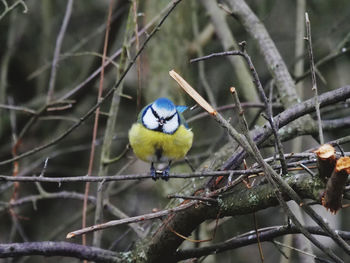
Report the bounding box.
[3,153,345,183]
[0,170,258,183]
[46,0,73,103]
[0,241,120,263]
[295,32,350,82]
[200,0,259,102]
[66,201,195,238]
[0,0,27,21]
[174,225,350,260]
[305,12,324,144]
[262,117,350,147]
[224,0,298,108]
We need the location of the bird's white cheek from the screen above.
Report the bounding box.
[143,108,158,129]
[163,116,179,134]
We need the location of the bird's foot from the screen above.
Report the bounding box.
[161,162,171,181]
[150,163,157,181]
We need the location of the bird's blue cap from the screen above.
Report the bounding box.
[153,97,176,111]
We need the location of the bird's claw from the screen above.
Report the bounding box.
[150,163,157,181]
[161,165,170,181]
[150,162,171,181]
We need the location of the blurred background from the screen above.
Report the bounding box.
[1,0,350,262]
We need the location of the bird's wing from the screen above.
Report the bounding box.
[176,105,188,113]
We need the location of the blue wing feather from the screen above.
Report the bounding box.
[176,105,188,113]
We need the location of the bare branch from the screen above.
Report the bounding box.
[0,241,120,263]
[174,225,350,261]
[66,201,195,238]
[305,12,324,144]
[46,0,73,103]
[224,0,298,108]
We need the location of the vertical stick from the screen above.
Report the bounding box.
[305,12,324,144]
[47,0,74,103]
[132,0,142,111]
[82,0,114,250]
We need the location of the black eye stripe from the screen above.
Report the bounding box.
[165,112,177,121]
[150,106,177,122]
[150,106,160,119]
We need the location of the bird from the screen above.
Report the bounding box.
[129,97,193,181]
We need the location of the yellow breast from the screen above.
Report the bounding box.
[128,123,193,163]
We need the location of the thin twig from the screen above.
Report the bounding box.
[305,12,324,144]
[46,0,73,103]
[66,201,196,238]
[253,213,264,263]
[294,0,306,94]
[273,240,320,261]
[0,104,36,114]
[132,0,142,110]
[295,32,350,82]
[0,0,27,21]
[9,96,20,226]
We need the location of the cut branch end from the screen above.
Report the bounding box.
[315,144,336,180]
[230,87,236,93]
[335,156,350,173]
[314,144,335,160]
[66,233,75,239]
[322,156,350,214]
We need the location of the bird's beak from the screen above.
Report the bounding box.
[159,118,164,126]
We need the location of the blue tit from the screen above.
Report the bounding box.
[128,97,193,180]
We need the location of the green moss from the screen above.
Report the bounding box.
[248,192,259,206]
